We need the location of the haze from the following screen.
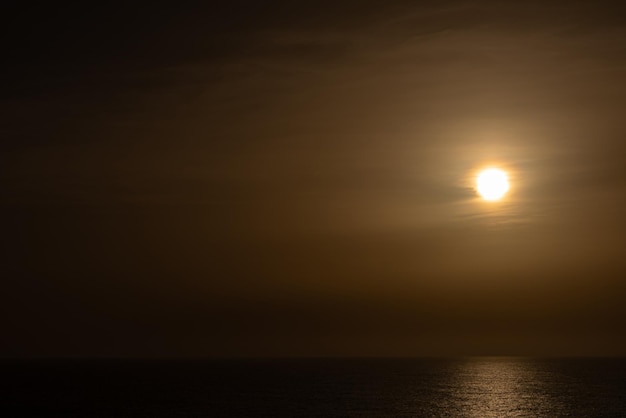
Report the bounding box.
[2,1,626,358]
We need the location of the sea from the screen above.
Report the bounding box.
[2,357,626,417]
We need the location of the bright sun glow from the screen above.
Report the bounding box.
[476,168,510,201]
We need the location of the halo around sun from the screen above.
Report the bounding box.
[476,168,509,201]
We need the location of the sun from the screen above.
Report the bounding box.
[476,168,509,201]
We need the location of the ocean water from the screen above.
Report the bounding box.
[2,357,626,417]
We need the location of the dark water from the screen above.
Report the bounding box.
[2,358,626,417]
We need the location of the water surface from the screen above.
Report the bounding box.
[2,357,625,417]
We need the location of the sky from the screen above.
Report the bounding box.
[2,1,626,357]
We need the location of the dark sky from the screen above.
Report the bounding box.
[2,1,626,357]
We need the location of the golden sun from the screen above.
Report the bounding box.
[476,168,509,201]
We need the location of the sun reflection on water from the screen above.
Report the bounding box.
[441,358,566,417]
